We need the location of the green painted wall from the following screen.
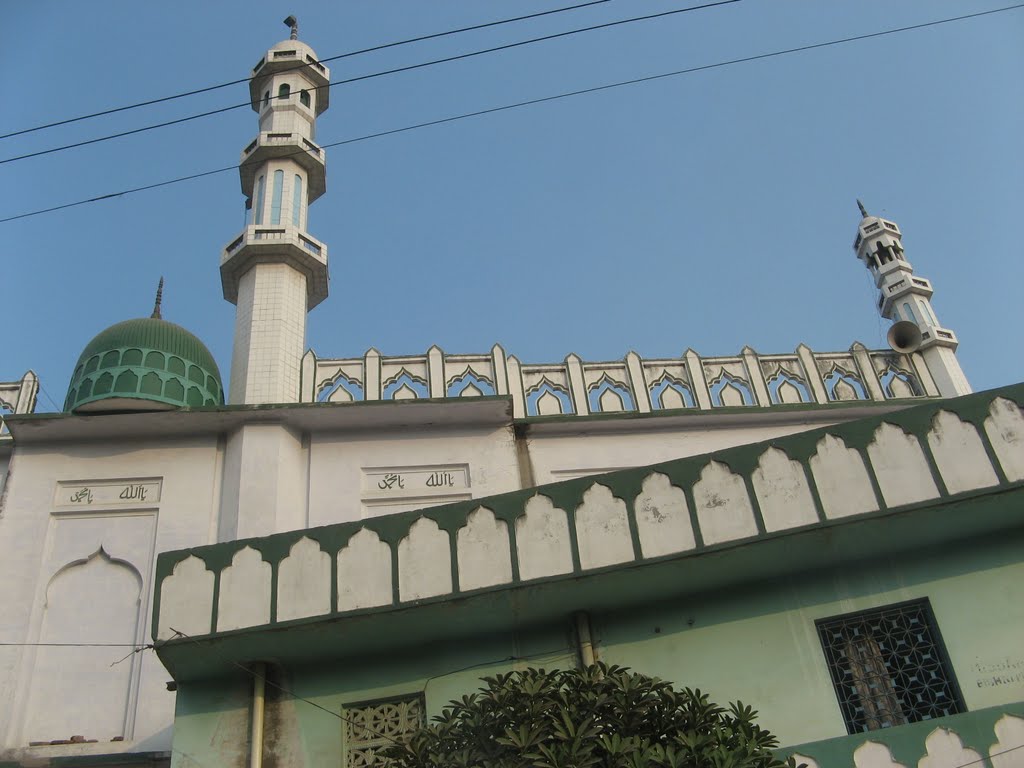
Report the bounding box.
[596,530,1024,746]
[168,530,1024,767]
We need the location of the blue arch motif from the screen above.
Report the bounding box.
[709,372,754,407]
[880,367,921,399]
[446,370,496,398]
[824,368,867,401]
[526,380,574,416]
[649,375,695,410]
[587,376,635,413]
[0,400,11,435]
[767,369,811,404]
[383,371,429,400]
[317,373,364,403]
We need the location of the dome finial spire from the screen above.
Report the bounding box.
[857,199,869,218]
[151,276,164,320]
[284,15,298,40]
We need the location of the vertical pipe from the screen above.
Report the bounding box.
[575,612,596,668]
[250,663,266,768]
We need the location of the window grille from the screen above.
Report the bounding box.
[817,599,964,734]
[344,694,424,767]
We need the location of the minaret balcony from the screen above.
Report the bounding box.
[919,326,958,350]
[221,226,329,309]
[879,275,933,316]
[249,40,330,115]
[240,133,326,203]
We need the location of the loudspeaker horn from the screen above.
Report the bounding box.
[887,320,922,354]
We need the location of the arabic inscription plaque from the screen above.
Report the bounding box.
[55,478,162,509]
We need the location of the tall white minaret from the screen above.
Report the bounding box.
[221,16,330,404]
[853,201,970,397]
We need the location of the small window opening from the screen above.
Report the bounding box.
[300,90,311,108]
[817,599,964,734]
[278,83,291,100]
[263,91,270,108]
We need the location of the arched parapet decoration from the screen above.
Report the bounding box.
[337,528,392,612]
[766,368,811,404]
[586,375,635,413]
[708,371,754,407]
[456,507,512,590]
[525,379,574,416]
[446,369,496,398]
[0,398,12,435]
[824,366,868,401]
[317,370,364,403]
[157,555,214,640]
[879,366,922,399]
[649,373,695,410]
[383,370,429,401]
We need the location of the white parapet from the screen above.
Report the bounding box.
[302,343,952,417]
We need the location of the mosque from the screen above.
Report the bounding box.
[0,20,1021,768]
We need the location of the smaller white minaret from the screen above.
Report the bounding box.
[853,201,970,397]
[221,16,330,404]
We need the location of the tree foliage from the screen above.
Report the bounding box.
[380,663,799,768]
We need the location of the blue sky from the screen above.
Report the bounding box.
[2,0,1021,411]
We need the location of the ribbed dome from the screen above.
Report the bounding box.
[65,318,224,413]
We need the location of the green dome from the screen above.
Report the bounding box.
[65,318,225,413]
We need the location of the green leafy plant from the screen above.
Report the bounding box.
[380,663,801,768]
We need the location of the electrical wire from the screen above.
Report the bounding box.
[0,0,740,166]
[167,628,402,743]
[421,646,573,694]
[0,0,613,141]
[1,3,1020,226]
[37,383,65,413]
[0,641,150,647]
[953,744,1024,767]
[10,633,1021,764]
[169,629,574,746]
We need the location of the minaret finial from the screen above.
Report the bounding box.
[284,15,298,40]
[151,277,164,320]
[857,199,869,218]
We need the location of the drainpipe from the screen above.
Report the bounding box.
[574,612,597,668]
[250,663,266,768]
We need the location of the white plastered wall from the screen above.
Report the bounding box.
[307,425,522,527]
[0,437,222,756]
[219,423,308,540]
[527,418,848,484]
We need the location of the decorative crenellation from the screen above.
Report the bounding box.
[781,707,1024,768]
[153,384,1024,642]
[0,371,38,437]
[301,343,941,417]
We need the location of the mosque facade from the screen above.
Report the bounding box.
[0,22,1021,768]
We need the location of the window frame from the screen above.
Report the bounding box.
[341,692,425,767]
[816,597,966,735]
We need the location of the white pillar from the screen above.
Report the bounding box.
[229,264,308,404]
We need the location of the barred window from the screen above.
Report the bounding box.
[343,694,424,767]
[817,599,965,734]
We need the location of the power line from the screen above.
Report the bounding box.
[422,647,572,694]
[2,3,1020,226]
[167,629,573,745]
[167,628,391,739]
[0,1,612,141]
[0,641,149,647]
[953,744,1024,768]
[0,0,740,166]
